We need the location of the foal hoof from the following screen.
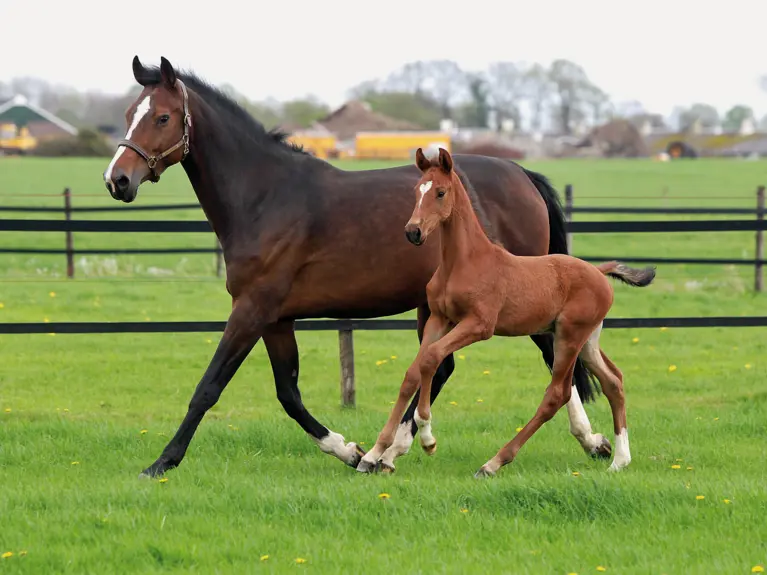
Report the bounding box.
[375,460,396,474]
[356,458,378,474]
[346,443,366,468]
[474,465,496,479]
[589,435,612,460]
[421,440,437,456]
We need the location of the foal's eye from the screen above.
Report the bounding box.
[157,114,170,126]
[436,189,446,199]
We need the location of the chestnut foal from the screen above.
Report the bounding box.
[357,148,656,477]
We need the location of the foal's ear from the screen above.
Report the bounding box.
[415,147,431,172]
[438,147,453,174]
[160,56,177,88]
[132,55,154,86]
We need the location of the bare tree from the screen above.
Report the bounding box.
[485,62,526,129]
[548,59,602,134]
[521,63,553,131]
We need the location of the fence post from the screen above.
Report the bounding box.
[756,185,765,293]
[215,239,223,278]
[338,327,356,408]
[564,184,573,253]
[63,187,74,279]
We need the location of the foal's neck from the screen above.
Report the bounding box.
[438,174,495,274]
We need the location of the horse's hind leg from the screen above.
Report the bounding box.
[379,305,455,468]
[475,322,590,477]
[578,323,631,472]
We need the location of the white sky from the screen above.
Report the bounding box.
[3,0,767,119]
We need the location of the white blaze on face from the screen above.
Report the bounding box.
[418,180,433,209]
[104,95,152,183]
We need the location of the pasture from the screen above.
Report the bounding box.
[1,156,766,574]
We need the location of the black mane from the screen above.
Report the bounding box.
[139,66,307,155]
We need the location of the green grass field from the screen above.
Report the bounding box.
[1,157,766,574]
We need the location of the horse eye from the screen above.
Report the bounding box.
[157,114,170,125]
[437,190,446,198]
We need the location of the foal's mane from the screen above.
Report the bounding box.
[137,65,308,156]
[450,165,498,244]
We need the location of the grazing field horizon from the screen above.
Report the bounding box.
[1,156,766,574]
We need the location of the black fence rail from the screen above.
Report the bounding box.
[1,185,765,289]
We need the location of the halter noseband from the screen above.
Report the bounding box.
[117,79,192,183]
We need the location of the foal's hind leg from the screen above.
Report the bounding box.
[475,322,591,477]
[578,323,631,472]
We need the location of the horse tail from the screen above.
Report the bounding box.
[521,167,600,404]
[598,261,657,287]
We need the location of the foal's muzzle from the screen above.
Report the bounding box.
[404,223,423,246]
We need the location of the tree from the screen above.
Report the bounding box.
[613,100,646,119]
[678,103,720,130]
[385,60,468,119]
[454,73,490,128]
[485,62,526,129]
[357,90,442,129]
[722,105,753,132]
[521,63,553,131]
[280,97,330,128]
[548,59,602,134]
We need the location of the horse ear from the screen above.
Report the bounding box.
[438,147,453,174]
[160,56,177,88]
[132,55,153,86]
[415,147,430,172]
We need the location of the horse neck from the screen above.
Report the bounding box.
[180,92,288,246]
[438,175,495,273]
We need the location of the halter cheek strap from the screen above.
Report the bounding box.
[117,79,192,183]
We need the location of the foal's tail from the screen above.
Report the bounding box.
[598,261,657,287]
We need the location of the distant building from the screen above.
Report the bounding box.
[0,94,77,153]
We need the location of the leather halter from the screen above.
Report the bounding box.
[117,80,192,183]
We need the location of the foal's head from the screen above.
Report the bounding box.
[103,56,192,203]
[405,147,457,246]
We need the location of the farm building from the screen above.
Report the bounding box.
[0,94,78,153]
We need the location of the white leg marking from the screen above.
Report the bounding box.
[413,409,435,450]
[608,428,631,471]
[311,430,359,465]
[378,421,414,468]
[418,180,432,209]
[567,384,606,454]
[104,95,151,182]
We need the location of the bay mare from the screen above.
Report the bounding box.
[103,56,605,477]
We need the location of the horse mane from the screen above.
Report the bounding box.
[453,165,498,244]
[137,65,308,156]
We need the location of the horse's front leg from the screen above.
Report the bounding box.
[140,297,269,478]
[263,320,365,468]
[357,313,449,473]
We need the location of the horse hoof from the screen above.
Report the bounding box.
[474,465,496,479]
[590,435,612,460]
[421,440,437,456]
[346,443,366,468]
[375,460,396,474]
[356,458,378,474]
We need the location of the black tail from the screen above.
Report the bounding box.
[522,167,601,404]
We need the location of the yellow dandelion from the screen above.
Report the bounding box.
[482,370,490,375]
[49,291,56,298]
[71,461,79,465]
[449,401,458,406]
[668,365,677,372]
[206,339,212,344]
[48,333,55,337]
[19,551,27,557]
[659,326,668,331]
[390,355,397,360]
[63,408,69,413]
[0,302,4,308]
[458,354,466,360]
[516,426,524,432]
[460,508,469,513]
[686,466,693,471]
[144,317,151,321]
[158,478,168,483]
[713,417,719,421]
[2,552,13,559]
[476,398,484,403]
[260,555,269,561]
[723,499,731,504]
[375,360,387,366]
[4,408,10,413]
[671,464,681,470]
[44,317,50,323]
[568,573,578,575]
[295,558,307,564]
[695,495,705,500]
[597,567,607,572]
[359,441,366,445]
[745,363,752,369]
[378,493,390,499]
[572,471,581,477]
[140,429,148,435]
[631,337,639,343]
[752,567,764,573]
[389,401,395,405]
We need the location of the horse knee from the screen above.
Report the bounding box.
[539,385,567,422]
[419,349,442,377]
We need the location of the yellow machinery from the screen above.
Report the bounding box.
[287,132,338,159]
[0,123,36,153]
[354,131,451,160]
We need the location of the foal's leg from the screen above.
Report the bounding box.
[475,322,591,478]
[578,324,631,471]
[379,305,455,469]
[356,313,450,473]
[263,321,364,468]
[140,298,265,478]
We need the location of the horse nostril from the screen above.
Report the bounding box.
[115,175,130,190]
